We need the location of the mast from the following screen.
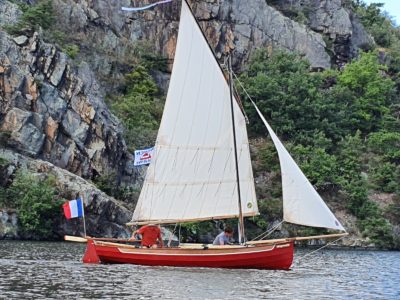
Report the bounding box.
[228,55,246,244]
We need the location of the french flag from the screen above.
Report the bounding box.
[63,198,84,219]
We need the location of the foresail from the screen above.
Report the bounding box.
[252,102,345,231]
[130,1,258,224]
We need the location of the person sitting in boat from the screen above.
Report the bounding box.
[131,225,164,248]
[213,227,233,245]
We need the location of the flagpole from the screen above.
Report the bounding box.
[82,193,87,238]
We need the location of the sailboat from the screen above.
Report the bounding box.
[82,0,347,270]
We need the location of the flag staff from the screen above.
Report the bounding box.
[81,193,87,238]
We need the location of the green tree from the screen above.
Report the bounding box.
[237,41,400,248]
[354,2,398,48]
[240,50,324,140]
[337,51,396,133]
[291,145,339,189]
[368,131,400,162]
[110,65,163,150]
[5,0,54,35]
[8,171,63,239]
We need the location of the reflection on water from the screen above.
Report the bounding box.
[0,241,399,299]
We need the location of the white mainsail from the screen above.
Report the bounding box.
[252,102,345,231]
[130,1,258,224]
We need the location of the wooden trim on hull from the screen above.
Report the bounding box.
[83,240,294,270]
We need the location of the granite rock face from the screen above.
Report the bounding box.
[49,0,331,83]
[0,30,137,183]
[45,0,372,86]
[0,149,133,239]
[270,0,373,66]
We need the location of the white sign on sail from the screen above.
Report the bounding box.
[130,1,258,224]
[252,103,345,231]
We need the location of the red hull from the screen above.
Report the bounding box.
[83,240,294,270]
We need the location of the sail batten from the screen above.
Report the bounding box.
[131,1,258,224]
[251,102,345,231]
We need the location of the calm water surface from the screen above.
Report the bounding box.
[0,241,399,299]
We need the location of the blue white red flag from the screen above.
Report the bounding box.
[63,198,84,219]
[134,147,154,166]
[122,0,172,12]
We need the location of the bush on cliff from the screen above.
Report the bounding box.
[110,64,163,150]
[352,1,399,48]
[6,171,63,239]
[4,0,54,35]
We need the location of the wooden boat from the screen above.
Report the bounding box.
[83,240,294,270]
[82,0,347,269]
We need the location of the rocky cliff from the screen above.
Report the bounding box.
[0,148,133,239]
[0,0,376,242]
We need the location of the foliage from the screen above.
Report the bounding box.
[0,156,9,167]
[93,172,140,204]
[5,171,63,238]
[255,198,283,227]
[256,140,280,172]
[368,131,400,162]
[4,0,54,35]
[358,215,394,248]
[384,196,400,225]
[63,44,79,59]
[127,41,169,72]
[0,132,11,147]
[337,52,395,133]
[110,64,163,150]
[240,50,323,140]
[0,187,6,207]
[291,145,339,188]
[352,1,399,48]
[239,48,400,248]
[179,221,215,243]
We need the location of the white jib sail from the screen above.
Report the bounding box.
[252,102,345,231]
[131,1,258,224]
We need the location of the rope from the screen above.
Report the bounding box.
[294,236,346,266]
[250,220,284,241]
[232,71,261,109]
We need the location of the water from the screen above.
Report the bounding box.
[0,241,399,299]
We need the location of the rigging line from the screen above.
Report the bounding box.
[232,71,257,106]
[221,62,248,119]
[233,79,250,124]
[250,220,284,241]
[294,236,346,266]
